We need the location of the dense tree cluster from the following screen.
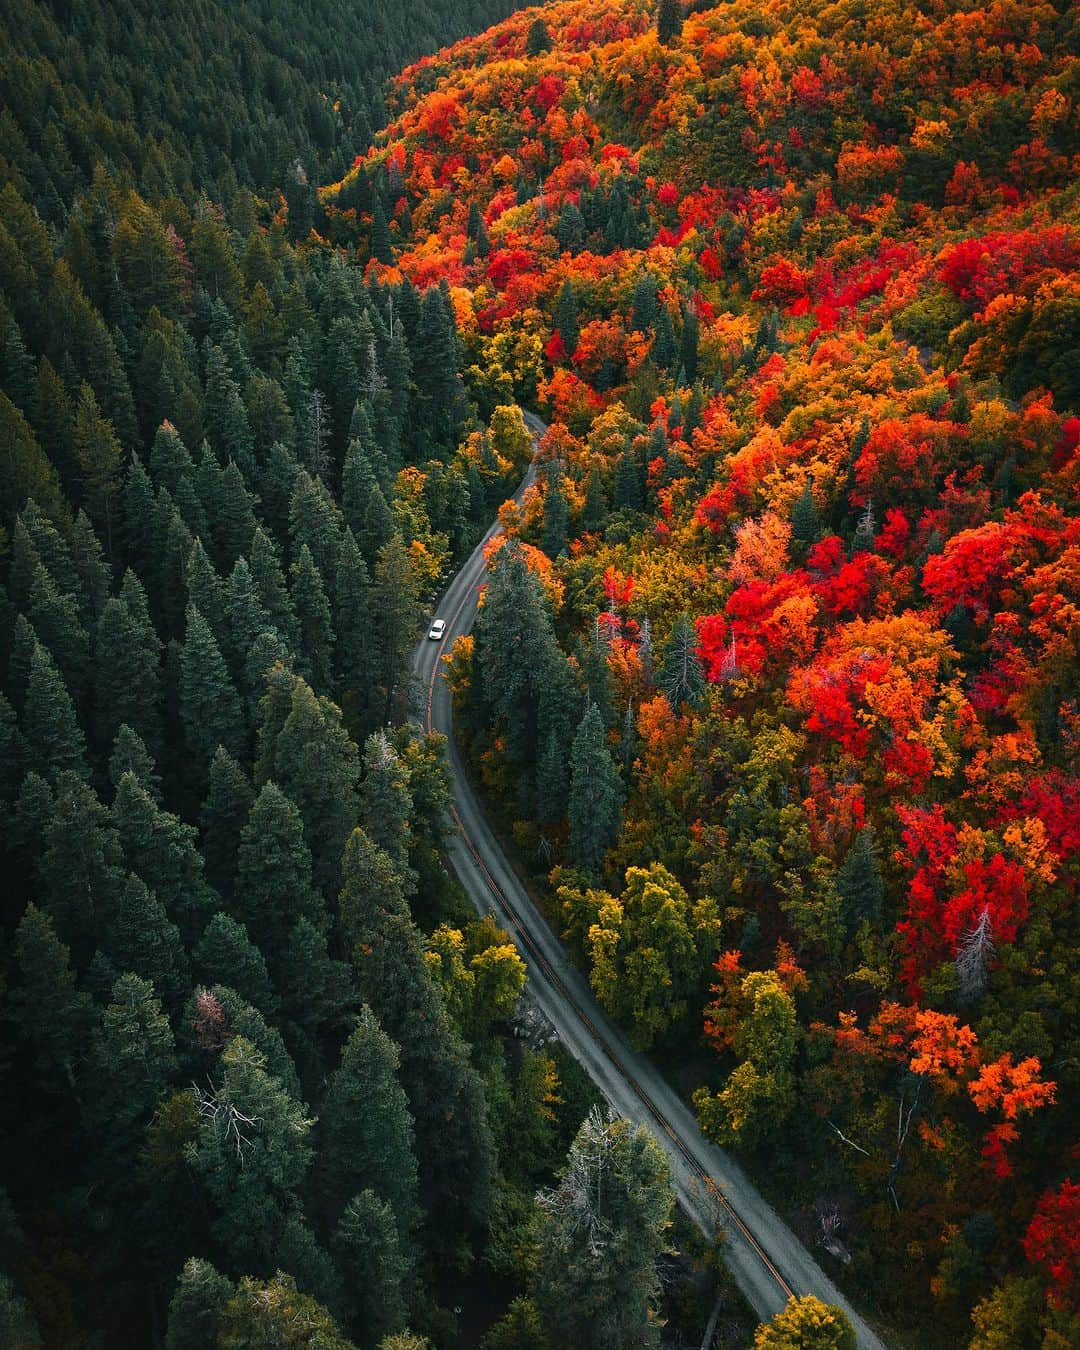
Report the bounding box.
[327,0,1080,1343]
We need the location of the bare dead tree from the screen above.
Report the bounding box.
[956,904,995,1004]
[193,1079,258,1166]
[536,1104,617,1257]
[358,338,386,399]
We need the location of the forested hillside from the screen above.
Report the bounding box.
[0,0,674,1346]
[316,0,1080,1343]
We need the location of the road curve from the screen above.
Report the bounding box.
[410,413,888,1349]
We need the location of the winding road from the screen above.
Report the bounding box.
[410,414,888,1348]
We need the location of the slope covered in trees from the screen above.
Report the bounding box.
[0,0,698,1345]
[318,0,1080,1343]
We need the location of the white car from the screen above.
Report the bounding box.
[428,618,447,641]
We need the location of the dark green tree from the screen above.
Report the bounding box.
[333,1190,411,1347]
[319,1006,419,1236]
[21,639,88,784]
[836,828,884,933]
[290,544,335,695]
[532,1110,674,1350]
[11,902,95,1095]
[554,279,579,357]
[179,606,245,768]
[165,1258,235,1350]
[193,913,277,1017]
[660,614,705,711]
[199,747,254,899]
[568,704,623,875]
[236,781,323,966]
[369,533,422,723]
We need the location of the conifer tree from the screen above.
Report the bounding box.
[290,543,335,695]
[370,533,422,723]
[236,781,323,965]
[187,1036,313,1273]
[250,526,299,648]
[258,674,360,894]
[179,606,245,768]
[319,1006,419,1237]
[568,704,623,875]
[94,593,162,754]
[12,902,95,1095]
[532,1110,674,1350]
[199,747,254,899]
[193,913,277,1016]
[112,770,216,943]
[554,280,579,357]
[72,382,123,553]
[541,464,568,558]
[361,730,413,876]
[103,872,190,1008]
[37,770,122,959]
[790,477,821,548]
[22,640,88,784]
[333,528,371,702]
[83,973,177,1164]
[836,828,884,933]
[165,1258,234,1350]
[108,724,161,800]
[660,614,705,711]
[525,17,553,56]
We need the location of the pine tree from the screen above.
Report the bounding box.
[357,908,495,1236]
[108,724,161,801]
[836,828,883,933]
[370,533,422,723]
[193,913,277,1016]
[612,453,642,512]
[226,556,273,676]
[583,467,606,531]
[236,781,323,966]
[290,544,335,694]
[678,305,699,382]
[333,527,371,704]
[276,916,353,1045]
[319,1006,419,1236]
[249,526,299,648]
[791,477,820,548]
[94,593,162,754]
[187,1036,313,1273]
[542,464,568,558]
[103,871,190,1008]
[370,197,393,265]
[179,606,245,768]
[525,17,553,55]
[26,558,90,703]
[83,973,178,1163]
[37,770,122,959]
[536,729,568,825]
[568,705,623,875]
[72,382,123,553]
[652,305,677,369]
[660,614,705,711]
[214,460,258,568]
[532,1109,674,1350]
[112,770,216,944]
[333,1190,411,1345]
[21,640,88,784]
[361,730,413,876]
[554,280,579,357]
[148,421,195,495]
[165,1258,234,1350]
[12,902,95,1094]
[200,747,254,899]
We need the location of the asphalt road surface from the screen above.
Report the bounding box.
[409,413,888,1348]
